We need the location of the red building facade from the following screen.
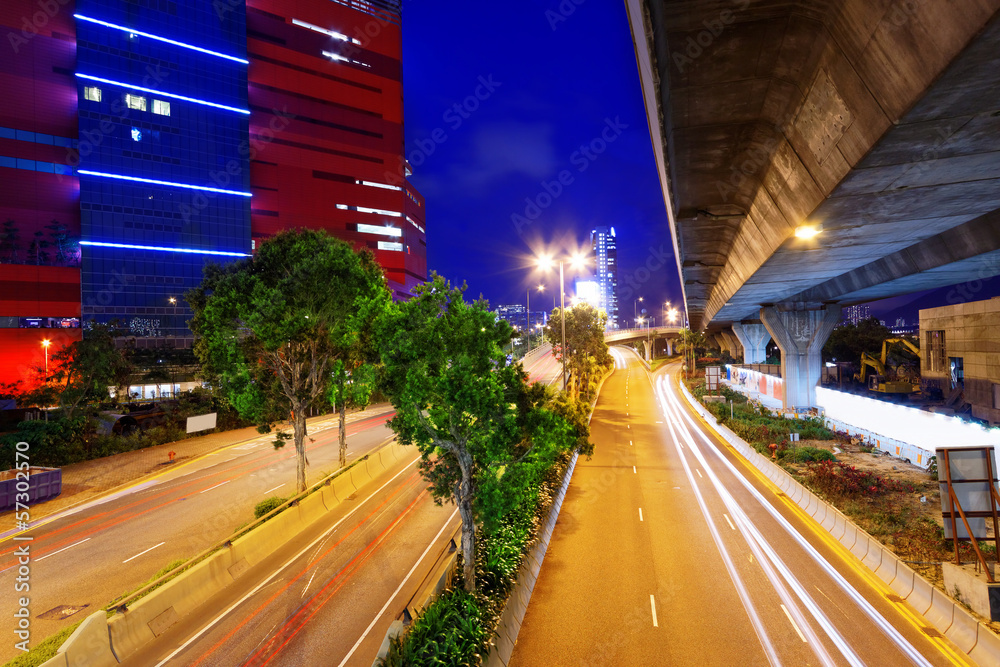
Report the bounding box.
[0,2,82,387]
[246,0,426,298]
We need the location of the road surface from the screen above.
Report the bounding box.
[0,407,396,661]
[511,349,972,666]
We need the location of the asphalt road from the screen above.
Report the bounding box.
[0,406,396,662]
[120,450,459,667]
[511,349,973,666]
[522,344,563,387]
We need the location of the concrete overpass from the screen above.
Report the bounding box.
[626,0,1000,409]
[605,326,683,360]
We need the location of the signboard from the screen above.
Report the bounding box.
[936,447,998,539]
[186,412,218,434]
[705,366,721,392]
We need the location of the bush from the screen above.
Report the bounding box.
[783,446,836,464]
[379,589,489,666]
[254,495,288,519]
[806,460,915,500]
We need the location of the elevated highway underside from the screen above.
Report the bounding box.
[627,0,1000,331]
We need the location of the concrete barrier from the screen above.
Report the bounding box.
[890,565,915,599]
[350,462,372,490]
[924,587,956,633]
[861,543,882,572]
[874,552,899,586]
[829,512,847,541]
[39,653,68,667]
[56,611,117,667]
[297,491,328,525]
[946,606,980,654]
[333,470,356,501]
[839,523,858,551]
[849,533,870,561]
[906,575,935,615]
[971,623,1000,666]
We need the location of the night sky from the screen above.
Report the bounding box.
[401,1,680,322]
[400,2,990,326]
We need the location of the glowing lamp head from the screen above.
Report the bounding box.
[41,339,51,348]
[536,255,554,271]
[794,224,822,240]
[570,253,587,270]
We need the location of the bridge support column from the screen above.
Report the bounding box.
[718,331,740,358]
[641,339,652,363]
[759,306,841,411]
[732,322,771,364]
[666,340,673,356]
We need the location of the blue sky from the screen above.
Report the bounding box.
[401,0,681,320]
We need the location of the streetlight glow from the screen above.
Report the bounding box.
[794,224,822,239]
[41,338,51,375]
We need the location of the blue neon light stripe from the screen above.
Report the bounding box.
[74,15,249,64]
[78,170,252,197]
[75,74,250,115]
[80,241,249,257]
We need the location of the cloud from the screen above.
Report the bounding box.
[420,122,558,197]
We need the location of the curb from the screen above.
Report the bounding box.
[677,378,1000,667]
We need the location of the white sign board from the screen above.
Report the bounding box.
[186,412,217,434]
[705,366,721,392]
[937,447,995,539]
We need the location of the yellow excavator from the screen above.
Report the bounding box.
[854,338,920,394]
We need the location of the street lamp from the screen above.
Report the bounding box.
[41,338,50,375]
[536,251,588,391]
[634,296,644,329]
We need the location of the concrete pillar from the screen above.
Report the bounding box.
[759,305,841,411]
[666,340,673,356]
[713,334,726,354]
[732,321,771,364]
[719,331,741,358]
[641,339,652,363]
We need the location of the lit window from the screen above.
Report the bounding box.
[131,128,142,142]
[152,100,171,116]
[378,241,404,252]
[84,86,102,102]
[358,224,402,237]
[125,94,146,111]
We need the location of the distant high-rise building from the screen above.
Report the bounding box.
[591,226,618,328]
[843,304,872,325]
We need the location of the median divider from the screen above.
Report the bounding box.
[49,437,402,665]
[676,377,1000,666]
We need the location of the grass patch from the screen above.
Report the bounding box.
[254,495,289,520]
[3,620,81,667]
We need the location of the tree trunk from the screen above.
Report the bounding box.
[457,454,476,592]
[338,401,347,467]
[293,408,308,493]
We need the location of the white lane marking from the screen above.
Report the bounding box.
[638,508,644,522]
[662,376,932,667]
[695,468,703,478]
[152,458,417,667]
[658,381,782,667]
[263,484,285,495]
[301,568,319,598]
[629,440,633,446]
[199,479,232,494]
[633,466,637,474]
[723,514,735,531]
[650,595,659,628]
[337,508,460,667]
[627,424,630,429]
[37,538,91,562]
[782,604,808,643]
[123,541,165,564]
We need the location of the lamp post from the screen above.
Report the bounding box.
[41,338,50,375]
[536,252,588,391]
[634,296,644,329]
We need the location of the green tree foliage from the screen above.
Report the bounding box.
[677,328,707,377]
[48,323,134,419]
[188,229,390,492]
[328,359,377,467]
[379,275,584,592]
[823,317,892,363]
[543,303,612,401]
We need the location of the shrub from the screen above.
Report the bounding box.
[378,589,489,666]
[254,495,288,519]
[806,460,915,500]
[783,446,836,464]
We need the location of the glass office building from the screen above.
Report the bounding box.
[75,0,251,340]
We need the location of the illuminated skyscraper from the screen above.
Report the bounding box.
[591,226,618,328]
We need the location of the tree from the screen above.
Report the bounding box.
[379,275,547,592]
[189,229,390,493]
[543,303,612,401]
[48,323,134,419]
[0,219,19,264]
[677,328,707,378]
[328,358,377,467]
[823,317,892,364]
